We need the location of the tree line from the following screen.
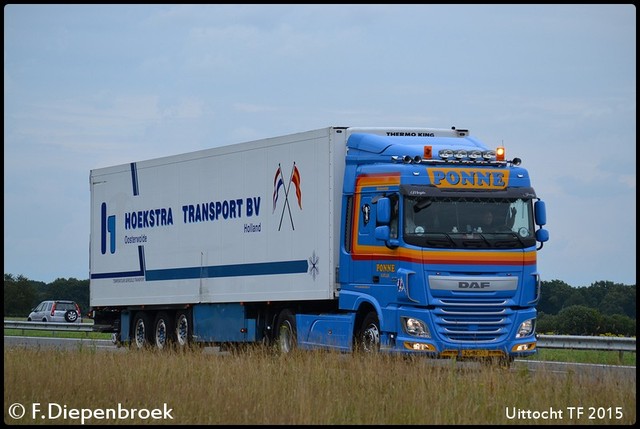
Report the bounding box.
[3,274,636,336]
[536,279,635,336]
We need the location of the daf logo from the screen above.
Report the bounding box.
[458,281,491,289]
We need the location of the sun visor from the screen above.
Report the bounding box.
[400,185,537,199]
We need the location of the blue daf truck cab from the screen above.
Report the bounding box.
[296,127,549,363]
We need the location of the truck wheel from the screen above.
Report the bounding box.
[154,312,175,350]
[132,312,152,350]
[357,311,381,353]
[64,309,78,323]
[276,309,297,354]
[174,310,192,349]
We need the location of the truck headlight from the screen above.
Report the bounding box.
[516,318,535,338]
[402,317,431,338]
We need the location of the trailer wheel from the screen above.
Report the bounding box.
[153,312,175,350]
[132,312,152,350]
[356,311,381,353]
[276,309,297,354]
[174,310,192,349]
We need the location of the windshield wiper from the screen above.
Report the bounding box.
[475,232,491,247]
[410,232,456,248]
[455,232,492,248]
[492,231,527,247]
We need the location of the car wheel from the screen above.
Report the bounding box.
[65,309,79,323]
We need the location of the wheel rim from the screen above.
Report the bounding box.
[176,314,188,347]
[362,323,380,352]
[155,319,167,349]
[134,319,146,349]
[278,321,293,353]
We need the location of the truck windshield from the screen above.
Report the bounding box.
[403,196,536,249]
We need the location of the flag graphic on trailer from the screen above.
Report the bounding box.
[272,162,303,231]
[291,165,302,209]
[272,166,284,213]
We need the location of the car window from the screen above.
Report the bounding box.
[57,302,76,311]
[46,302,53,311]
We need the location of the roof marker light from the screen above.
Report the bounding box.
[496,146,506,161]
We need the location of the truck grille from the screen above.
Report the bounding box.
[432,298,514,343]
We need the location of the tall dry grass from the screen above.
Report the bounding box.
[4,345,636,425]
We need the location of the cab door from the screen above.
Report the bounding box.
[349,193,402,308]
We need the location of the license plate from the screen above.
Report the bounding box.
[461,349,491,357]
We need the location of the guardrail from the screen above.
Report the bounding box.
[536,334,635,360]
[536,334,636,352]
[4,321,636,354]
[4,320,94,335]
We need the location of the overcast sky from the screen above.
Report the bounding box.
[4,4,636,287]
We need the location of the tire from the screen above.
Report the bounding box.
[356,311,381,353]
[64,309,79,323]
[153,312,175,350]
[174,310,193,349]
[131,312,152,350]
[275,309,297,354]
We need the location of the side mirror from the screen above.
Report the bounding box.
[534,200,547,226]
[536,228,549,243]
[375,225,390,241]
[376,197,391,225]
[375,225,399,249]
